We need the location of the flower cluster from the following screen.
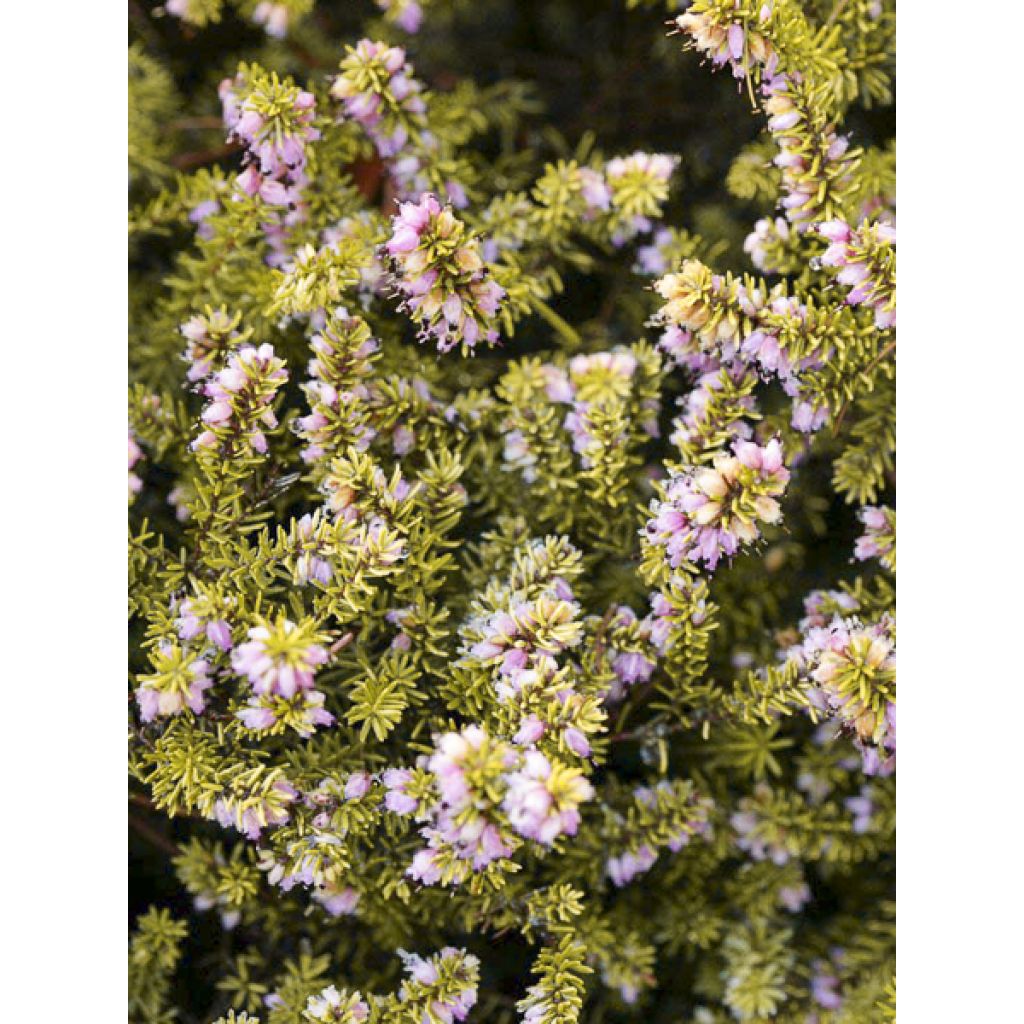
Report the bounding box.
[502,749,594,845]
[605,781,713,887]
[819,218,897,328]
[550,349,660,461]
[463,587,583,690]
[396,947,480,1023]
[601,604,658,701]
[854,505,895,569]
[321,214,390,303]
[330,40,426,158]
[382,766,430,817]
[175,593,233,651]
[730,787,793,865]
[304,985,369,1023]
[180,307,249,382]
[220,66,319,205]
[675,7,858,230]
[212,776,299,840]
[645,439,789,571]
[135,642,213,723]
[295,311,379,466]
[456,547,608,761]
[788,614,896,774]
[653,259,754,362]
[667,364,758,459]
[648,577,713,655]
[285,512,335,587]
[762,71,857,230]
[386,193,505,353]
[193,344,288,456]
[653,259,832,433]
[404,726,516,885]
[674,6,777,80]
[604,151,680,244]
[389,724,595,886]
[232,616,334,737]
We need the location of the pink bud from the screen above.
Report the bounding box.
[728,24,745,60]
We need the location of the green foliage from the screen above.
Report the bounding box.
[129,1,895,1021]
[129,909,188,1024]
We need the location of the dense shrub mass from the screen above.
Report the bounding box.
[128,2,895,1021]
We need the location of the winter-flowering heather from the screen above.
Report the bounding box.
[645,439,789,571]
[232,616,328,696]
[331,40,427,158]
[819,218,897,328]
[193,343,288,456]
[855,504,896,569]
[386,193,505,352]
[305,985,370,1022]
[131,2,895,1019]
[136,643,213,723]
[502,749,594,844]
[220,66,319,205]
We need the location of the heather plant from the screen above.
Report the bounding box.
[128,1,895,1021]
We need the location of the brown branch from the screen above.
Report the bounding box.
[170,115,225,133]
[172,143,239,172]
[129,812,180,857]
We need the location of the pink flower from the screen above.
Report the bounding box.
[383,768,421,815]
[407,848,443,884]
[128,431,143,496]
[344,771,373,800]
[606,845,658,887]
[231,618,328,698]
[502,750,594,845]
[136,644,213,723]
[313,885,360,917]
